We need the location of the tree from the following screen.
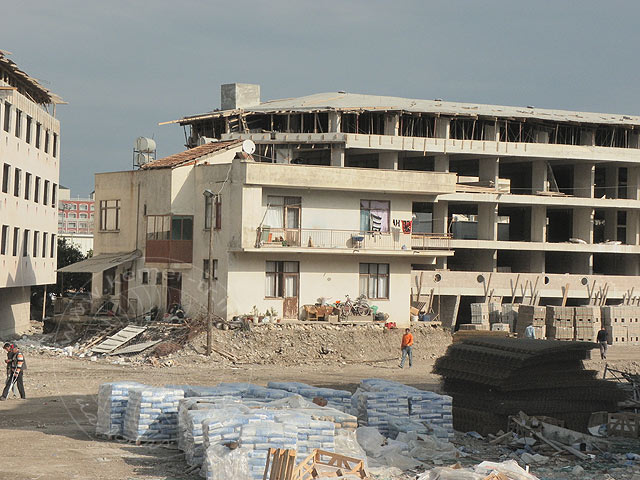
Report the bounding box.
[56,237,92,293]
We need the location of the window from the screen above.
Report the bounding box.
[14,109,21,138]
[24,172,31,200]
[2,164,9,193]
[50,234,56,258]
[0,225,8,255]
[35,122,41,149]
[204,195,222,230]
[359,263,389,299]
[33,231,39,257]
[79,203,88,211]
[102,267,116,295]
[52,183,57,206]
[42,232,48,258]
[90,204,94,211]
[12,228,19,256]
[68,212,76,219]
[43,180,49,205]
[23,230,29,257]
[203,259,218,280]
[53,133,58,157]
[171,215,193,240]
[265,196,301,229]
[142,271,149,284]
[79,222,87,229]
[156,272,162,285]
[360,200,390,233]
[44,130,50,153]
[34,176,41,203]
[13,168,21,197]
[146,214,170,240]
[99,200,120,230]
[3,102,10,132]
[79,213,88,219]
[25,116,32,144]
[265,261,299,298]
[67,222,76,229]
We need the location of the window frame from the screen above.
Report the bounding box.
[265,260,299,298]
[42,232,48,258]
[24,172,31,200]
[0,225,8,255]
[2,163,10,194]
[359,263,390,299]
[203,259,218,280]
[50,234,56,258]
[360,200,390,233]
[34,176,41,203]
[14,109,21,138]
[33,231,39,257]
[13,168,21,197]
[3,102,10,133]
[99,199,121,231]
[22,229,30,257]
[12,227,19,256]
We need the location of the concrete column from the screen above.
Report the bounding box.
[384,114,399,136]
[531,205,547,242]
[529,251,545,273]
[435,117,450,139]
[531,161,548,193]
[434,155,449,173]
[571,253,593,275]
[572,207,594,243]
[330,145,345,167]
[573,164,595,198]
[580,129,595,146]
[379,152,398,170]
[479,157,499,187]
[328,112,341,132]
[605,165,618,199]
[627,166,640,200]
[484,122,500,142]
[478,203,498,240]
[433,200,448,234]
[604,210,617,242]
[476,250,497,272]
[626,210,640,245]
[624,256,640,276]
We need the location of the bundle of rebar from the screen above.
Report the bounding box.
[433,337,625,434]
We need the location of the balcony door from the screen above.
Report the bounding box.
[266,196,301,246]
[266,261,299,320]
[167,272,182,308]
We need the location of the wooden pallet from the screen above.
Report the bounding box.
[91,325,147,354]
[608,412,640,438]
[264,449,367,480]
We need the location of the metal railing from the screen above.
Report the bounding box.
[256,227,451,251]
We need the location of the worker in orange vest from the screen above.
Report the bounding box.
[399,328,414,368]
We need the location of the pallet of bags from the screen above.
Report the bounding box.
[351,389,408,436]
[273,411,335,457]
[96,381,146,437]
[123,387,184,442]
[238,420,298,480]
[267,381,352,412]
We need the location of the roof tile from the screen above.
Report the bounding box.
[141,140,241,169]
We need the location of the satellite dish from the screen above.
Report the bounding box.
[242,139,256,155]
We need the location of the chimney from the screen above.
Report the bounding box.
[221,83,261,110]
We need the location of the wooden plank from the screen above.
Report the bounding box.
[561,283,570,307]
[91,325,147,353]
[109,340,161,356]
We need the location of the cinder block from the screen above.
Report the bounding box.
[606,325,628,345]
[459,323,490,331]
[491,323,510,332]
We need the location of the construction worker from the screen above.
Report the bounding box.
[399,328,414,368]
[524,322,536,339]
[597,326,608,359]
[1,342,26,400]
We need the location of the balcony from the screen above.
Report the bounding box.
[255,227,451,252]
[145,239,193,263]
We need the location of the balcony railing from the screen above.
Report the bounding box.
[146,239,193,263]
[255,227,451,251]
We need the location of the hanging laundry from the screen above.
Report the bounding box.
[370,213,383,232]
[401,220,413,234]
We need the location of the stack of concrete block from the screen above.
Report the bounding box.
[491,323,511,332]
[602,306,632,345]
[545,306,575,341]
[488,302,502,324]
[267,381,352,412]
[123,387,184,442]
[515,305,546,338]
[96,381,145,437]
[574,306,602,342]
[501,304,519,332]
[470,303,490,329]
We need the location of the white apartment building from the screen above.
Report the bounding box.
[78,84,640,327]
[0,51,62,336]
[58,186,94,255]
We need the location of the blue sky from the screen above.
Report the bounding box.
[3,0,639,195]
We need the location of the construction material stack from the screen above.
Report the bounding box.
[515,305,546,338]
[501,303,518,332]
[123,387,184,442]
[96,381,145,437]
[434,336,625,435]
[462,303,490,331]
[602,306,631,345]
[267,381,352,412]
[545,306,574,341]
[574,306,601,342]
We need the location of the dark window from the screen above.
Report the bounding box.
[43,180,49,205]
[99,200,120,230]
[24,172,31,200]
[3,102,10,132]
[50,234,56,258]
[102,267,116,295]
[23,229,29,257]
[171,216,193,240]
[44,130,50,153]
[359,263,389,299]
[156,272,162,285]
[12,227,19,256]
[0,225,8,255]
[42,232,48,258]
[14,109,21,138]
[203,259,218,280]
[360,200,390,232]
[142,271,149,284]
[53,133,58,157]
[13,168,21,197]
[265,261,299,298]
[34,176,41,203]
[35,122,41,148]
[52,183,57,206]
[33,231,39,257]
[25,116,32,144]
[2,163,9,193]
[204,195,222,230]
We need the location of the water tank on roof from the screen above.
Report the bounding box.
[197,137,218,146]
[135,137,156,153]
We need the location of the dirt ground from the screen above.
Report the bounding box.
[1,325,639,480]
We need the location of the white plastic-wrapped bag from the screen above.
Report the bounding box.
[418,467,484,480]
[334,430,368,468]
[356,426,385,457]
[474,460,539,480]
[203,444,251,480]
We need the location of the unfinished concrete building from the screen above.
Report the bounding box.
[162,84,640,327]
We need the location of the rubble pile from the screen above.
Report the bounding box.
[434,337,626,435]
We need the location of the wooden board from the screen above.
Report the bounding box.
[91,325,147,353]
[109,339,161,356]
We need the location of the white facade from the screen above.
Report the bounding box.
[0,54,61,336]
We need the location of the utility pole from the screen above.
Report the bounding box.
[203,189,215,356]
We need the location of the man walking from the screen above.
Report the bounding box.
[400,328,414,368]
[597,326,608,360]
[1,343,26,400]
[524,322,536,339]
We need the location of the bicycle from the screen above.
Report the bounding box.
[338,294,372,319]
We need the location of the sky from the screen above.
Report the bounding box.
[2,0,640,196]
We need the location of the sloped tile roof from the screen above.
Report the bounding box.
[141,140,241,169]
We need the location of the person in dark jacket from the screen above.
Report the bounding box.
[1,343,26,400]
[596,326,608,360]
